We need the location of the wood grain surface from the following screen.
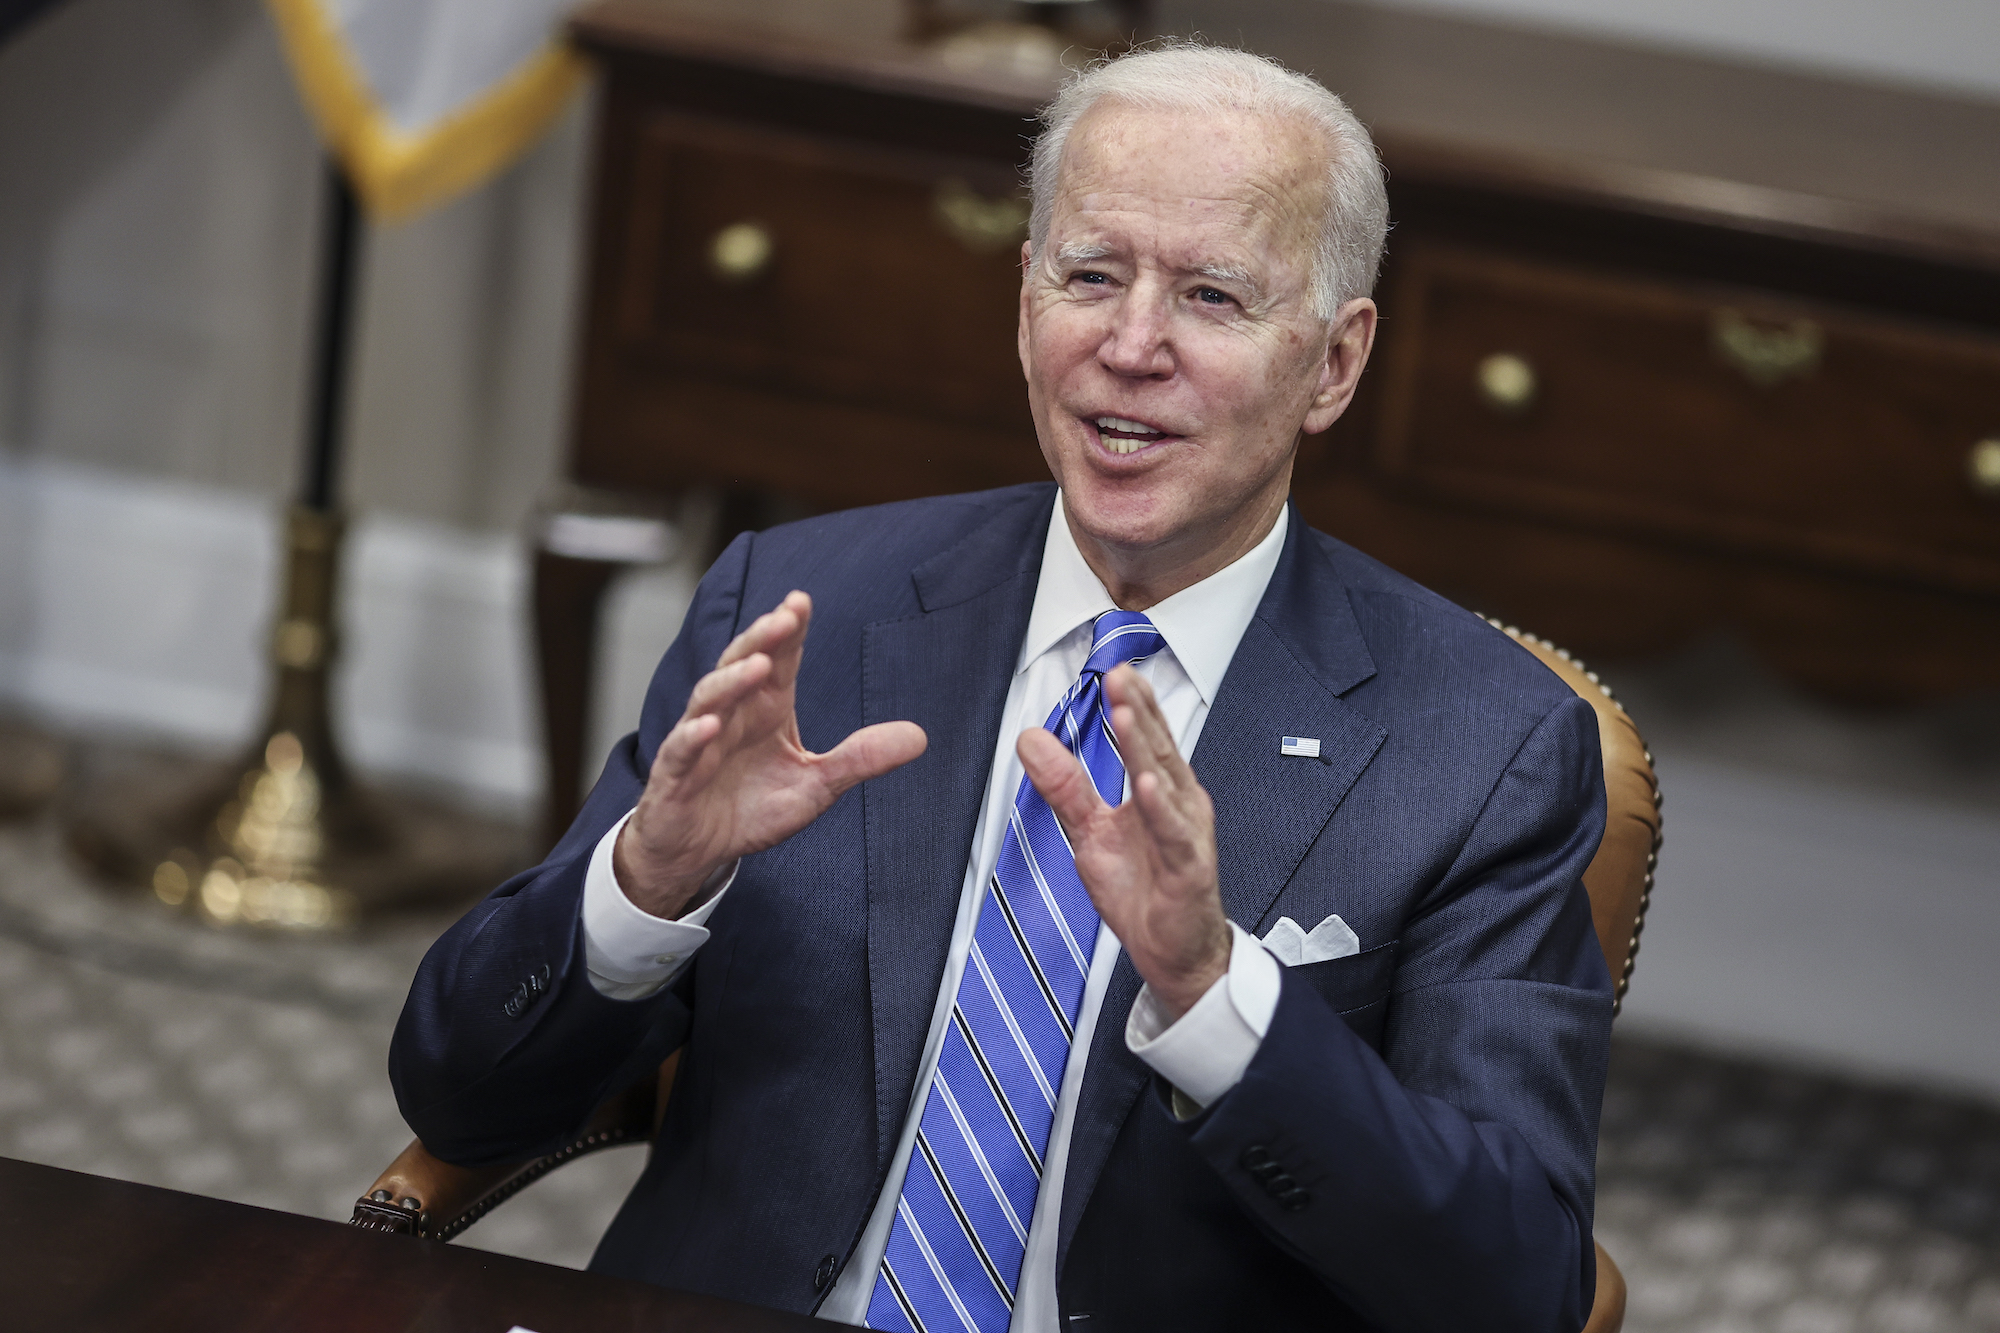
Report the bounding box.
[0,1156,819,1333]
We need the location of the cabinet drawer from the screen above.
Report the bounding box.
[1376,244,2000,593]
[614,114,1034,434]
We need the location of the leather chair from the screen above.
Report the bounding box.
[354,622,1661,1333]
[1503,623,1662,1333]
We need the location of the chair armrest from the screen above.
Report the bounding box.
[352,1049,680,1240]
[351,1137,530,1239]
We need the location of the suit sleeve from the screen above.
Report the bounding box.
[386,532,755,1165]
[1174,693,1613,1333]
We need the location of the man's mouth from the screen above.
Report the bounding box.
[1093,415,1168,455]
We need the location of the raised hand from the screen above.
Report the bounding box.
[1016,665,1231,1021]
[614,591,928,919]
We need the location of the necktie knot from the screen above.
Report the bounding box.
[1083,610,1164,678]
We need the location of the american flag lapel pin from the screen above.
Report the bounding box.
[1280,736,1321,758]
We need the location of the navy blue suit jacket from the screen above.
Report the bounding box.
[390,483,1613,1331]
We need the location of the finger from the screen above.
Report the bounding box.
[1018,726,1107,834]
[1109,702,1171,798]
[1129,767,1207,862]
[683,651,773,721]
[762,590,813,692]
[1106,670,1185,796]
[714,591,811,671]
[713,607,789,669]
[816,721,928,796]
[650,711,724,784]
[1106,667,1179,773]
[1130,675,1185,782]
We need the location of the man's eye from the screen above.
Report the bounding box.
[1072,271,1109,285]
[1195,287,1232,306]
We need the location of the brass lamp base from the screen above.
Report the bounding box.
[65,738,523,930]
[64,506,526,930]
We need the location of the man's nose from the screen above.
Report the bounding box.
[1097,293,1175,378]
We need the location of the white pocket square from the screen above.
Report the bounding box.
[1261,914,1361,966]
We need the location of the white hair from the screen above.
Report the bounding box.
[1027,42,1389,320]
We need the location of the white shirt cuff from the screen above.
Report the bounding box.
[1124,922,1281,1115]
[580,810,736,1001]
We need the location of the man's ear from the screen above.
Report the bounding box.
[1301,297,1378,435]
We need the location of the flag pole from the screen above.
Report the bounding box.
[66,156,521,927]
[250,155,365,809]
[303,157,360,513]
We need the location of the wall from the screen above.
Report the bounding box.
[0,0,587,527]
[0,456,541,805]
[0,451,701,811]
[1365,0,2000,102]
[1603,645,2000,1100]
[0,0,593,806]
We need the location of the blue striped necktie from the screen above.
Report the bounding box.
[867,611,1166,1333]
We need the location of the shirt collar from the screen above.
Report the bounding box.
[1018,493,1289,706]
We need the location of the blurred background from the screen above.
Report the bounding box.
[1,1,1997,1329]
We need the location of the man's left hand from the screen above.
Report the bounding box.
[1017,665,1231,1022]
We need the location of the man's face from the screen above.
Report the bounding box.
[1019,101,1373,594]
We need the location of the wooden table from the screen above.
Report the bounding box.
[534,0,2000,840]
[0,1156,819,1333]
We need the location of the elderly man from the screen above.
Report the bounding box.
[391,42,1611,1333]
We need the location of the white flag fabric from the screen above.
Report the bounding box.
[266,0,586,221]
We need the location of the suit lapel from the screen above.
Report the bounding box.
[1057,511,1389,1260]
[861,487,1055,1170]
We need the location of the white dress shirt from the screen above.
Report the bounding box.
[579,494,1288,1330]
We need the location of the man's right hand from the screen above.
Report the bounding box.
[613,590,928,920]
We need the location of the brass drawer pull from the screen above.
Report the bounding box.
[933,178,1028,253]
[1475,353,1537,415]
[1712,308,1822,386]
[709,222,773,282]
[1971,438,2000,496]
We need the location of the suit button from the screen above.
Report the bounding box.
[1276,1186,1311,1212]
[1240,1145,1275,1172]
[813,1253,838,1292]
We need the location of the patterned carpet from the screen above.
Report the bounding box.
[1597,1042,2000,1331]
[2,810,1998,1328]
[0,812,640,1271]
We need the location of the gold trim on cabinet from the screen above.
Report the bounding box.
[1971,438,2000,496]
[708,221,774,283]
[1711,308,1823,386]
[933,178,1028,253]
[1475,352,1538,414]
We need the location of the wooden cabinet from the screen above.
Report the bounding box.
[538,0,2000,835]
[1375,243,2000,596]
[591,115,1039,505]
[1295,126,2000,705]
[565,6,1052,515]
